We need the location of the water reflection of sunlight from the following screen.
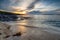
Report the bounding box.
[18,25,27,34]
[17,20,28,26]
[16,20,28,34]
[21,15,30,17]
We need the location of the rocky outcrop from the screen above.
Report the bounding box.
[0,11,18,21]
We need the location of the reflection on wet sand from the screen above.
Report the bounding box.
[19,25,27,34]
[17,20,28,26]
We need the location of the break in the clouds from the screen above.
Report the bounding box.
[0,0,60,12]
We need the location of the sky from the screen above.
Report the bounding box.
[0,0,60,12]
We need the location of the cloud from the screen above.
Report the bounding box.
[29,8,60,15]
[0,0,41,11]
[10,0,37,10]
[0,0,60,13]
[19,0,36,10]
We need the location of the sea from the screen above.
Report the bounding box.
[0,14,60,40]
[1,14,60,34]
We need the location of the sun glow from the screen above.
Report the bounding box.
[12,10,27,14]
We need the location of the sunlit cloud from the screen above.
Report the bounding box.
[10,0,36,10]
[18,0,35,10]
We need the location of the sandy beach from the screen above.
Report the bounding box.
[0,22,60,40]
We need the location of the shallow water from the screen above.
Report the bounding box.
[1,14,60,40]
[2,14,60,34]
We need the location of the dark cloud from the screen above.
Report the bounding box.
[28,11,42,15]
[29,8,60,15]
[27,0,41,10]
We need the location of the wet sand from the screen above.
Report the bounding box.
[0,22,60,40]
